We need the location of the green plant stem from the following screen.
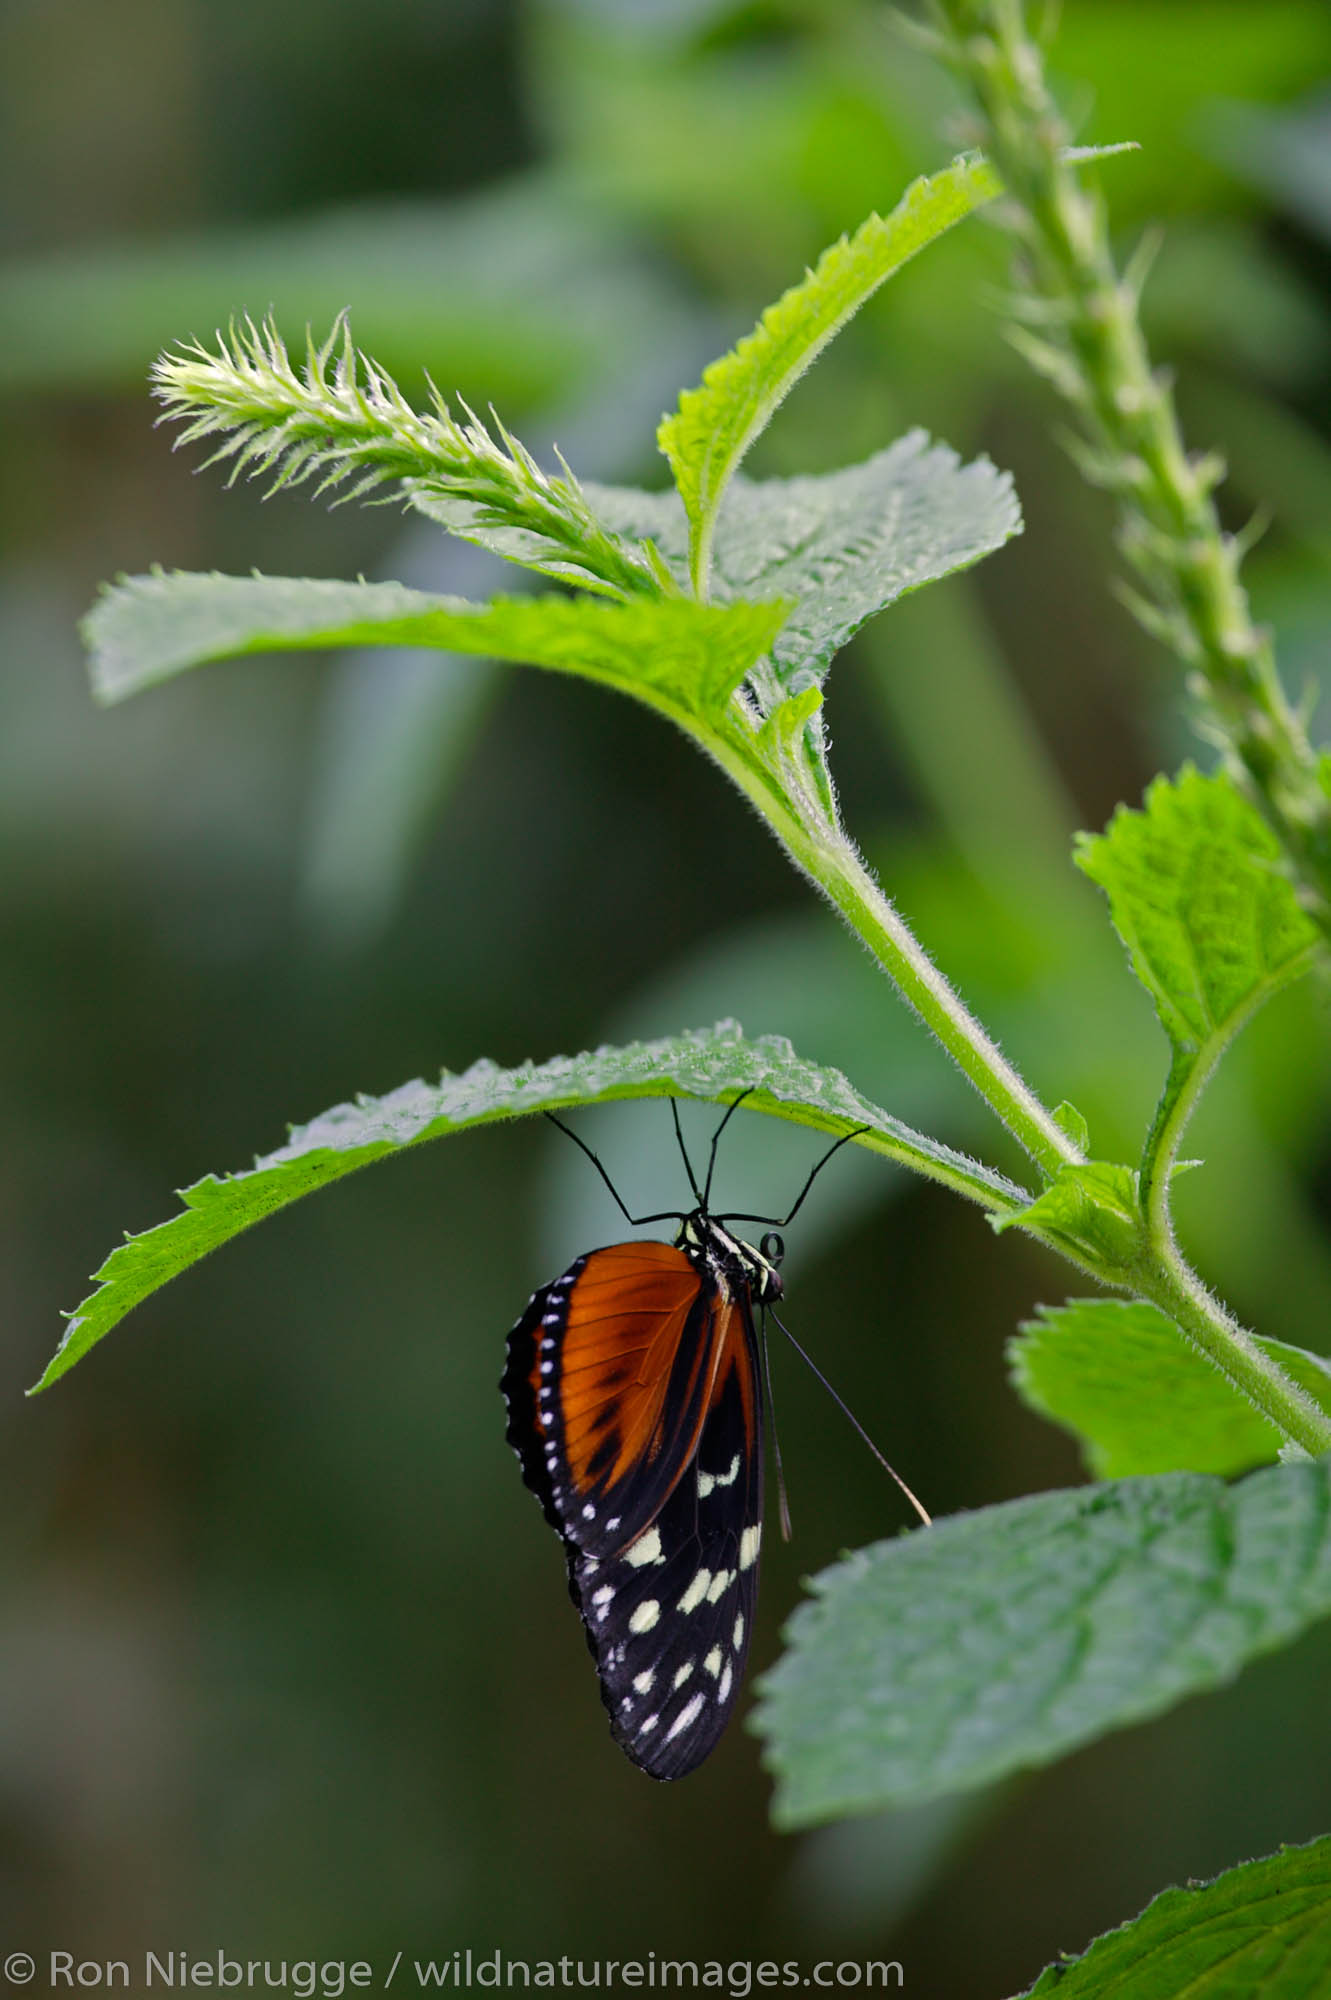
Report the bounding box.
[1138,947,1320,1237]
[919,0,1331,1454]
[703,718,1079,1180]
[928,0,1331,933]
[700,711,1331,1457]
[141,245,1331,1459]
[539,677,1071,1195]
[803,824,1079,1178]
[1140,1251,1331,1456]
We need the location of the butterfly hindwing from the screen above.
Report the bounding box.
[568,1299,764,1779]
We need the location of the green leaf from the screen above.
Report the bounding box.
[35,1022,1027,1393]
[657,144,1132,593]
[1020,1833,1331,1998]
[658,151,1003,590]
[760,684,824,760]
[1010,1299,1331,1477]
[587,432,1021,696]
[83,572,790,724]
[993,1159,1143,1271]
[1052,1100,1090,1152]
[1076,764,1319,1052]
[753,1460,1331,1827]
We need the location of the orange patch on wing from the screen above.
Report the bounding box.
[555,1242,728,1500]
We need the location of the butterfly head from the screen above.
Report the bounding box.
[677,1211,785,1306]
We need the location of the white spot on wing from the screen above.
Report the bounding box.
[699,1452,741,1498]
[677,1570,711,1614]
[629,1599,660,1634]
[704,1648,722,1677]
[633,1670,655,1695]
[706,1569,733,1603]
[665,1691,706,1742]
[719,1661,733,1702]
[740,1525,762,1570]
[625,1526,663,1568]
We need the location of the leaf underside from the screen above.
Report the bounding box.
[82,574,790,721]
[90,433,1020,732]
[753,1461,1331,1827]
[584,433,1021,693]
[37,1022,1021,1393]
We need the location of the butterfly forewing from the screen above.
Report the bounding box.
[502,1238,765,1780]
[505,1242,729,1562]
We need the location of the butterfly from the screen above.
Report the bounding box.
[501,1093,905,1781]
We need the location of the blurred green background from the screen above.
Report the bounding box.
[4,2,1331,1993]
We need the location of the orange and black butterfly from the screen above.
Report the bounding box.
[501,1094,875,1781]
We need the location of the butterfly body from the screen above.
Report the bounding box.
[502,1213,781,1780]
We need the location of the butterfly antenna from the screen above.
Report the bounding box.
[670,1098,704,1206]
[759,1309,793,1542]
[702,1086,756,1209]
[769,1309,931,1527]
[543,1112,684,1230]
[723,1124,870,1230]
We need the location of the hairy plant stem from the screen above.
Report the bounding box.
[807,828,1079,1178]
[1141,1250,1331,1457]
[145,246,1331,1455]
[1138,949,1320,1238]
[927,0,1331,933]
[702,710,1331,1456]
[705,721,1079,1182]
